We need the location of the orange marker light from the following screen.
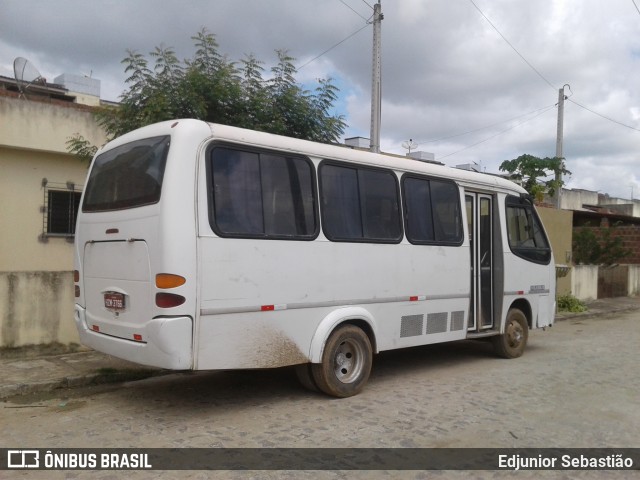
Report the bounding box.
[156,274,186,289]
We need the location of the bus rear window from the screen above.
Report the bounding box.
[82,136,170,212]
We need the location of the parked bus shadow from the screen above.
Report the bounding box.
[110,338,536,410]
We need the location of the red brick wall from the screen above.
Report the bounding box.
[614,227,640,264]
[573,226,640,264]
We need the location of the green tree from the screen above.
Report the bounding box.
[67,28,346,158]
[499,154,571,201]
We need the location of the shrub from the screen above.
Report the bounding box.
[557,294,587,313]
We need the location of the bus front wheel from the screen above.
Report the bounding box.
[492,308,528,358]
[312,324,372,398]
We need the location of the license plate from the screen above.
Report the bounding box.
[104,292,125,311]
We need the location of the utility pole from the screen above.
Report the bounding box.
[555,84,569,209]
[369,1,383,153]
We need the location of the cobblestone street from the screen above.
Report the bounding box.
[2,309,639,479]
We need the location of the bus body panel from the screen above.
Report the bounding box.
[499,198,556,331]
[74,120,212,369]
[501,254,556,330]
[74,119,556,382]
[74,306,192,369]
[195,237,470,369]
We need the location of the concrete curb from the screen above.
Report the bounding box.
[0,368,164,400]
[556,308,637,321]
[555,299,640,322]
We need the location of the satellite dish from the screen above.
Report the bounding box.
[401,138,418,153]
[13,57,46,97]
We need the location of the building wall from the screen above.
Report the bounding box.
[573,225,640,265]
[0,147,89,271]
[554,188,640,218]
[0,272,76,347]
[537,206,573,295]
[559,189,599,211]
[600,198,640,217]
[0,93,106,152]
[572,265,599,301]
[0,93,107,347]
[629,265,640,296]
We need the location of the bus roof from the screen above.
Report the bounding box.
[98,119,528,196]
[206,122,527,196]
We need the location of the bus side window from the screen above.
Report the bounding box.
[319,164,362,239]
[211,148,262,235]
[402,175,463,245]
[431,180,463,243]
[210,146,317,239]
[319,162,402,243]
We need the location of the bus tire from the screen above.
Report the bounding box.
[294,363,319,392]
[492,308,528,358]
[311,324,372,398]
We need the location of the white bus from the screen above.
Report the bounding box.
[73,119,555,397]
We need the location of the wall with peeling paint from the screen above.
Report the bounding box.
[0,271,78,347]
[0,89,107,347]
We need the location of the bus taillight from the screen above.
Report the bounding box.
[74,270,80,297]
[156,292,186,308]
[155,273,186,308]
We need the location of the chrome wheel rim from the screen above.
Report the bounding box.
[333,339,365,384]
[506,319,524,348]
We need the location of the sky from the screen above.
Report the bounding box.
[2,0,640,200]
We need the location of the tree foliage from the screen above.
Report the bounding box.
[68,29,346,159]
[499,154,571,201]
[66,135,98,163]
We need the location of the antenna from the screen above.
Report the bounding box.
[401,139,418,154]
[13,57,45,98]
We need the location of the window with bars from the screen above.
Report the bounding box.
[42,180,82,238]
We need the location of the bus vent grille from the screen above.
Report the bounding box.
[400,314,424,338]
[451,311,465,331]
[426,312,448,334]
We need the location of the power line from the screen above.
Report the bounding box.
[297,23,370,70]
[415,104,556,145]
[338,0,370,22]
[568,98,640,132]
[468,0,557,91]
[468,1,639,137]
[438,104,556,160]
[360,0,374,10]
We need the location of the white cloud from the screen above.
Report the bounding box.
[2,0,639,198]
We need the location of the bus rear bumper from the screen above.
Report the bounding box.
[74,305,193,370]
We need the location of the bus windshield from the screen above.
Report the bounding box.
[82,136,170,212]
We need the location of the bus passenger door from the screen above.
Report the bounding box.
[466,193,494,332]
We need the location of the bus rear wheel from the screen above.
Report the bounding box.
[294,363,319,392]
[492,308,528,358]
[312,324,372,398]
